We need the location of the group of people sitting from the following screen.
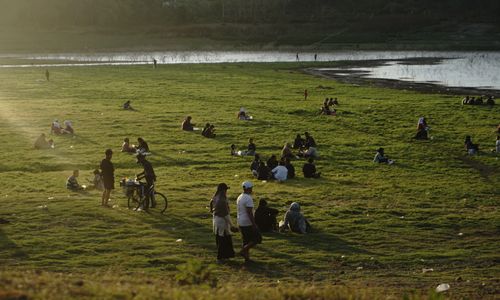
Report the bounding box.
[250,154,321,181]
[255,199,311,234]
[202,123,216,138]
[462,95,495,106]
[320,97,339,116]
[121,137,150,155]
[51,119,74,135]
[293,132,319,158]
[66,169,104,191]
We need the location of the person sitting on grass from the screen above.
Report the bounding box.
[230,144,237,156]
[51,119,62,135]
[304,146,318,159]
[254,199,279,232]
[373,148,394,164]
[281,143,294,160]
[415,117,429,140]
[271,160,288,182]
[237,107,253,120]
[121,138,136,153]
[462,96,469,105]
[92,169,104,191]
[123,100,133,110]
[207,124,216,138]
[320,104,332,115]
[62,120,74,135]
[67,170,84,191]
[257,161,270,180]
[267,155,279,171]
[202,123,211,137]
[136,137,150,154]
[250,154,261,177]
[34,133,54,149]
[304,132,317,148]
[182,116,195,131]
[486,96,495,106]
[464,136,479,155]
[284,158,295,179]
[241,138,256,156]
[302,158,321,178]
[329,98,339,106]
[293,134,305,150]
[279,202,311,234]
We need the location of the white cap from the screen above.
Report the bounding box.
[242,181,253,189]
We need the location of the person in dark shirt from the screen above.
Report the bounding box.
[100,149,115,207]
[304,132,316,148]
[284,158,295,179]
[266,155,278,171]
[136,153,157,209]
[250,154,261,177]
[302,158,320,178]
[246,138,256,156]
[66,170,83,191]
[293,134,305,150]
[182,116,195,131]
[254,199,279,232]
[257,162,270,180]
[136,137,150,154]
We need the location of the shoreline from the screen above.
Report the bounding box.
[303,58,500,97]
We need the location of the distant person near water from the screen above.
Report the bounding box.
[304,89,308,101]
[45,69,50,81]
[153,58,157,68]
[100,149,115,207]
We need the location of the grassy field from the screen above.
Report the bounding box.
[0,62,498,299]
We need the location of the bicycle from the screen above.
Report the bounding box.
[120,178,168,214]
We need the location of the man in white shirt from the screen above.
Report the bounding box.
[236,181,261,262]
[271,161,288,182]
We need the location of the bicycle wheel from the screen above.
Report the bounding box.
[154,192,168,214]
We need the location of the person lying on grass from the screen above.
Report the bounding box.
[279,202,311,234]
[67,170,84,191]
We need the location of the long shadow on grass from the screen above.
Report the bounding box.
[0,228,28,260]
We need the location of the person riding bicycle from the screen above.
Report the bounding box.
[136,153,157,209]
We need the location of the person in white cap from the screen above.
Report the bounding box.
[236,181,261,262]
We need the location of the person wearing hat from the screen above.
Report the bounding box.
[236,181,261,262]
[136,153,157,209]
[100,149,114,207]
[209,183,236,261]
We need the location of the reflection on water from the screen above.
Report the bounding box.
[320,52,500,90]
[0,50,499,90]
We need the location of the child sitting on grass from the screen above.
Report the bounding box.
[67,170,84,191]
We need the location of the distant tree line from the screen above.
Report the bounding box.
[1,0,499,28]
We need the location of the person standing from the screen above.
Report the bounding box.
[100,149,115,207]
[136,153,156,209]
[209,183,236,262]
[45,69,50,81]
[304,89,308,100]
[236,181,261,262]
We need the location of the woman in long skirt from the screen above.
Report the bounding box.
[209,183,235,261]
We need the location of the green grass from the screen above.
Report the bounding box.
[0,62,498,299]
